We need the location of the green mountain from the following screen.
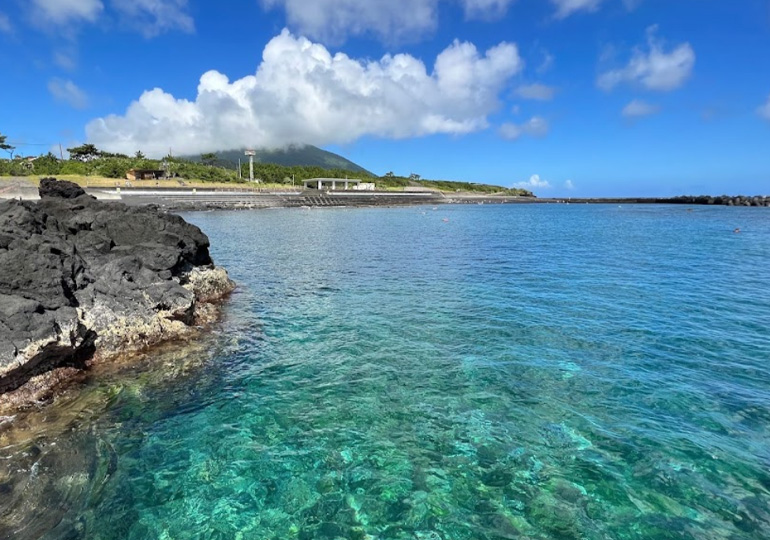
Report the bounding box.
[187,145,373,175]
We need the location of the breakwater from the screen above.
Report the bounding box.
[542,195,770,206]
[110,190,770,209]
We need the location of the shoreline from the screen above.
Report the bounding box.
[2,179,768,209]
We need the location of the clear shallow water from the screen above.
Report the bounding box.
[2,204,770,539]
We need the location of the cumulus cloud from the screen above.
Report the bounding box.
[758,94,770,121]
[564,179,575,190]
[0,12,12,34]
[515,83,556,100]
[87,30,522,157]
[514,174,551,190]
[622,99,660,117]
[30,0,104,24]
[499,116,549,140]
[111,0,194,37]
[598,26,695,92]
[48,78,89,109]
[551,0,603,19]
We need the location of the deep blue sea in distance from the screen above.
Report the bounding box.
[1,203,769,540]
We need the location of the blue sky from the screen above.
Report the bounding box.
[1,0,769,196]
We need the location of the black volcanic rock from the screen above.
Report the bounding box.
[38,177,90,199]
[0,179,234,408]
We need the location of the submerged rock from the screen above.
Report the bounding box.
[0,178,235,411]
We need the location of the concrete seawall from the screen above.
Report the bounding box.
[39,187,535,210]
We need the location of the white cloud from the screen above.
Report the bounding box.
[30,0,104,24]
[514,174,551,190]
[564,179,575,190]
[27,0,192,36]
[260,0,440,44]
[87,30,522,157]
[551,0,603,19]
[260,0,517,44]
[622,0,642,10]
[598,26,695,92]
[516,83,556,101]
[111,0,194,37]
[622,99,660,117]
[460,0,516,20]
[0,12,12,34]
[53,49,78,70]
[499,116,549,140]
[758,94,770,121]
[48,78,89,109]
[537,50,554,74]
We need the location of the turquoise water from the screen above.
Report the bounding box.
[2,204,770,539]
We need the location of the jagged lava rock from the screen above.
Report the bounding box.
[0,179,235,409]
[38,176,90,199]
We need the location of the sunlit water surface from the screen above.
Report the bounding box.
[1,204,769,539]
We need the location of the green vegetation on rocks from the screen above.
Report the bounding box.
[375,173,533,196]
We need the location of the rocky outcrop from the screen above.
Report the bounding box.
[0,179,234,410]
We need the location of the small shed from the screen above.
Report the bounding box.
[127,169,165,181]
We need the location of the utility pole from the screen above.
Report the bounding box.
[238,158,242,180]
[58,144,64,160]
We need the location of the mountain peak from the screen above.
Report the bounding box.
[187,145,372,175]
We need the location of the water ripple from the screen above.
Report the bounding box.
[1,204,769,539]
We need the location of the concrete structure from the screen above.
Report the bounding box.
[303,178,364,190]
[127,169,165,181]
[404,186,440,193]
[353,182,376,191]
[245,150,257,183]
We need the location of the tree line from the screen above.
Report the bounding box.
[0,133,533,195]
